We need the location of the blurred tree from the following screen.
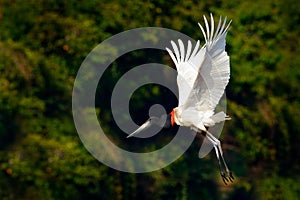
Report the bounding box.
[0,0,299,199]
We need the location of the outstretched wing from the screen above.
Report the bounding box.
[166,39,204,106]
[166,14,231,111]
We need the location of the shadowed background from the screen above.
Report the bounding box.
[0,0,299,199]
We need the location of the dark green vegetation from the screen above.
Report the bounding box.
[0,0,299,199]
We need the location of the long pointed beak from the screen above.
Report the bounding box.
[127,119,152,138]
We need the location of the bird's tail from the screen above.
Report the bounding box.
[211,111,229,124]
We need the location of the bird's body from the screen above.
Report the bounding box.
[128,14,234,184]
[172,106,227,131]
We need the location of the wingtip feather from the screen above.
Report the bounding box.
[178,39,185,63]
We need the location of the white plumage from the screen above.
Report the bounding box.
[166,14,231,132]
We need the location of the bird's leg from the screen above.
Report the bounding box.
[200,131,227,183]
[213,144,228,184]
[219,148,234,181]
[204,130,234,183]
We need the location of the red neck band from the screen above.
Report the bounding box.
[170,109,175,126]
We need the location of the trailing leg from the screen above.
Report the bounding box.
[204,130,234,183]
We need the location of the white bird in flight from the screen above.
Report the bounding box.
[128,14,234,184]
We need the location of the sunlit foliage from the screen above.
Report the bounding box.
[0,0,299,199]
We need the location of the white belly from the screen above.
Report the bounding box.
[174,107,225,131]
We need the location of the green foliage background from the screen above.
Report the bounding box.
[0,0,299,199]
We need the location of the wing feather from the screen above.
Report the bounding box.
[190,40,200,58]
[178,39,185,62]
[166,48,178,66]
[214,16,222,41]
[185,40,192,61]
[171,40,180,64]
[210,13,214,42]
[203,15,210,43]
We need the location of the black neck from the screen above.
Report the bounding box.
[163,114,172,128]
[149,114,172,129]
